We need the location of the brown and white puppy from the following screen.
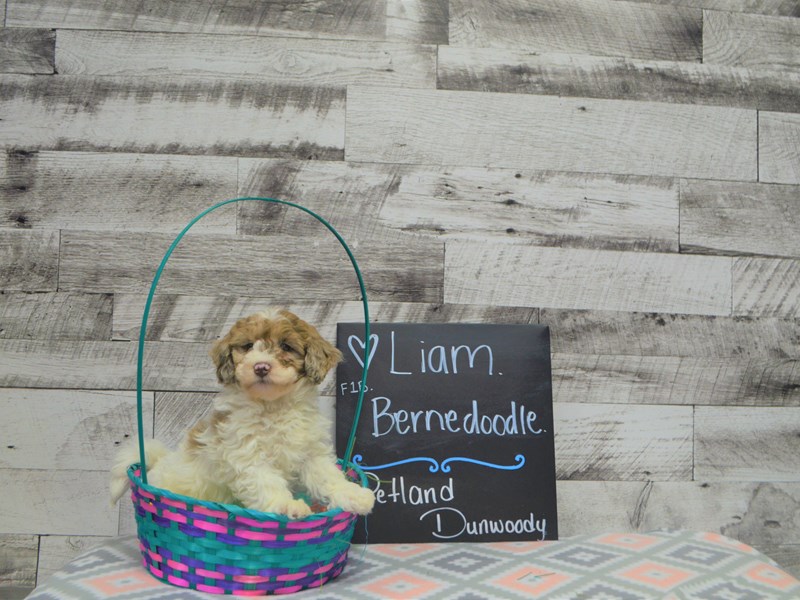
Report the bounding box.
[111,309,375,518]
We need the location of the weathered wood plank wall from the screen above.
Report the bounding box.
[1,0,798,595]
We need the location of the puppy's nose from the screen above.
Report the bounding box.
[254,362,271,378]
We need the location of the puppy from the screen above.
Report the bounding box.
[111,308,375,519]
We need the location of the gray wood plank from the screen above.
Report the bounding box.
[386,0,448,44]
[622,0,800,17]
[695,407,800,481]
[36,536,109,584]
[0,229,58,291]
[155,391,214,448]
[681,180,800,257]
[0,389,154,470]
[558,481,800,576]
[449,0,702,62]
[445,242,733,315]
[759,112,800,185]
[0,28,54,74]
[0,75,344,159]
[438,47,800,113]
[112,296,537,342]
[1,151,237,232]
[0,292,112,340]
[345,87,758,181]
[0,340,217,391]
[56,31,436,89]
[59,230,444,302]
[8,0,448,43]
[543,308,800,358]
[554,403,693,480]
[0,535,37,596]
[553,353,800,407]
[704,10,800,70]
[0,469,117,535]
[734,257,800,318]
[239,158,679,252]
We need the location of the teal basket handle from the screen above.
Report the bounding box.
[136,197,370,484]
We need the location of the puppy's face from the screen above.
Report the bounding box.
[210,309,342,402]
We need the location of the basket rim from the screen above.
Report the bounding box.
[127,459,368,523]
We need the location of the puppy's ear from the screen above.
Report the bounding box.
[210,335,236,385]
[281,310,342,384]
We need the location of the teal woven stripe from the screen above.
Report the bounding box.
[136,197,370,483]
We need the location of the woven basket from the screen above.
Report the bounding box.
[127,197,372,595]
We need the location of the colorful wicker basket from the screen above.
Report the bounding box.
[126,197,372,595]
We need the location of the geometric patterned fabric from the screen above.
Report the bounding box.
[28,530,799,599]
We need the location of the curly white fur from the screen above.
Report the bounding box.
[110,309,375,519]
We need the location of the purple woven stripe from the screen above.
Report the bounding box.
[178,523,210,538]
[214,533,250,546]
[216,563,247,576]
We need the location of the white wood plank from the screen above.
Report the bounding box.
[56,31,436,89]
[36,536,109,584]
[681,180,800,257]
[386,0,448,44]
[0,28,54,74]
[0,292,112,340]
[0,470,117,535]
[445,242,733,315]
[238,157,679,252]
[554,403,693,480]
[0,389,154,471]
[734,257,800,318]
[543,308,800,359]
[0,340,217,391]
[345,86,758,181]
[695,407,800,481]
[0,229,59,292]
[0,535,37,595]
[704,10,800,70]
[0,75,344,159]
[438,47,800,113]
[59,230,444,302]
[621,0,800,18]
[558,480,800,568]
[154,392,214,449]
[449,0,702,61]
[759,112,800,185]
[0,151,237,232]
[553,353,800,407]
[112,296,536,342]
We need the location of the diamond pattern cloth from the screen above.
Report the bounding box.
[28,530,798,599]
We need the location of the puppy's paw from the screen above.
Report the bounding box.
[328,482,375,515]
[277,498,313,520]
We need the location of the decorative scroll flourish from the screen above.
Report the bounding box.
[352,454,526,474]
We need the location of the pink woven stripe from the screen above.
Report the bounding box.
[193,520,229,534]
[284,530,323,542]
[232,574,271,584]
[234,528,279,541]
[275,571,307,582]
[232,589,270,597]
[138,489,157,501]
[161,497,189,510]
[313,562,334,576]
[234,516,282,529]
[146,562,164,579]
[139,500,157,514]
[196,568,225,580]
[167,574,190,588]
[166,559,188,572]
[193,505,230,519]
[162,509,188,524]
[274,584,305,595]
[285,518,326,530]
[197,583,226,593]
[145,548,163,564]
[327,520,350,534]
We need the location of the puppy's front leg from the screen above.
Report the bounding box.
[301,456,375,515]
[232,468,312,519]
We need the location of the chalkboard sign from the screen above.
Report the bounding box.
[335,323,557,544]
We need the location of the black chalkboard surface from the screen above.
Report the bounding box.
[335,322,558,544]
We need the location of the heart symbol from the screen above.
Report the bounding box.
[348,334,379,370]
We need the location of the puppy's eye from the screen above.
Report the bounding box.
[240,343,254,351]
[280,342,296,354]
